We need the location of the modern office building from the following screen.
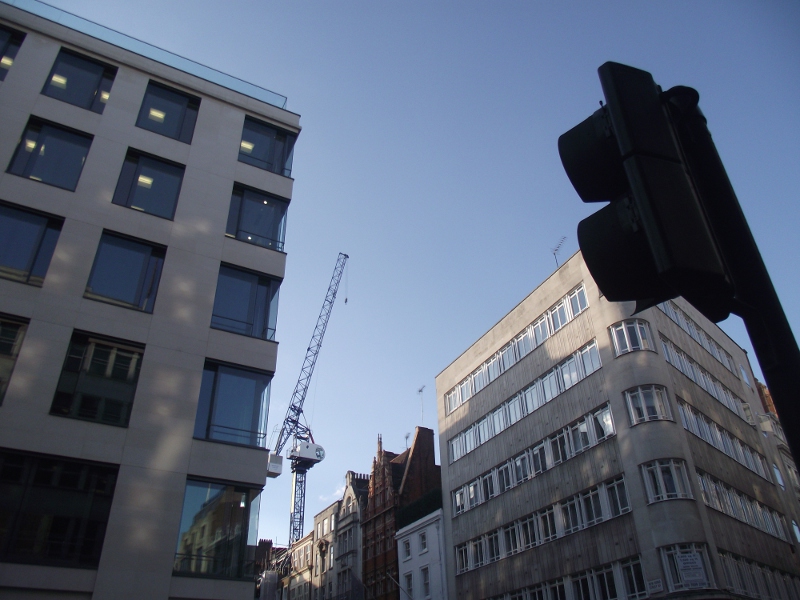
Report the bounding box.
[0,1,299,598]
[436,252,800,600]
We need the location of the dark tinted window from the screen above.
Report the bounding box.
[193,361,271,447]
[85,232,165,313]
[42,48,115,113]
[226,185,288,251]
[0,314,28,404]
[0,202,62,285]
[0,25,25,82]
[136,81,199,143]
[0,449,117,567]
[6,118,92,190]
[50,331,143,426]
[238,117,296,177]
[211,264,280,341]
[112,150,184,219]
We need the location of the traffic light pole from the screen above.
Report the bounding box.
[669,93,800,465]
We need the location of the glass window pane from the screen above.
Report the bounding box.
[85,233,164,312]
[0,204,61,284]
[42,49,116,113]
[0,25,25,81]
[113,152,184,219]
[239,117,297,177]
[175,479,258,578]
[136,81,199,143]
[7,120,92,191]
[0,449,117,567]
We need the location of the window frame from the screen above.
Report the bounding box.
[625,385,672,425]
[193,360,273,448]
[610,319,654,357]
[84,231,165,313]
[211,263,281,341]
[0,448,118,567]
[112,148,185,220]
[226,183,289,252]
[0,24,25,81]
[50,330,144,427]
[0,313,28,404]
[238,115,297,177]
[41,47,116,113]
[6,117,93,191]
[641,459,692,503]
[136,80,200,143]
[0,200,62,286]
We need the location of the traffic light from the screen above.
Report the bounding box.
[558,62,733,321]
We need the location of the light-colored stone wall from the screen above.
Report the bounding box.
[0,3,298,599]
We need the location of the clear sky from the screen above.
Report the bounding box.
[42,0,800,546]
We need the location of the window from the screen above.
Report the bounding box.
[0,25,25,81]
[625,385,671,424]
[772,464,785,490]
[421,566,430,598]
[42,48,115,113]
[7,118,92,190]
[0,448,117,567]
[404,573,413,599]
[112,150,185,219]
[136,81,199,143]
[239,116,297,177]
[193,360,272,447]
[610,319,654,356]
[0,315,27,403]
[50,331,143,426]
[486,531,500,562]
[621,559,647,600]
[606,477,629,517]
[642,459,691,503]
[226,184,289,252]
[85,232,165,312]
[419,531,427,552]
[0,202,62,285]
[661,543,712,591]
[402,538,411,559]
[174,479,260,578]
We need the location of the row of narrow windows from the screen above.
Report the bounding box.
[448,340,601,463]
[445,285,588,414]
[661,335,752,423]
[697,470,789,541]
[658,300,739,378]
[455,476,631,575]
[677,400,770,481]
[452,404,614,515]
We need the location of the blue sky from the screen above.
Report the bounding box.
[43,0,800,545]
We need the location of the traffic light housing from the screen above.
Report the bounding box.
[559,62,733,321]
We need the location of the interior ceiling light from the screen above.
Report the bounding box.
[137,175,153,188]
[240,140,254,153]
[100,91,110,102]
[1,56,13,67]
[51,74,67,88]
[148,108,166,123]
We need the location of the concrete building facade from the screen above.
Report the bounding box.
[436,252,800,600]
[0,1,299,598]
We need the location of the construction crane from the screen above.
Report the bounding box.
[266,252,349,544]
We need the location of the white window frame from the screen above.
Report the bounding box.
[625,385,672,425]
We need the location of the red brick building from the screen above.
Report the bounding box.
[362,427,441,600]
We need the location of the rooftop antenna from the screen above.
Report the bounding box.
[552,236,567,267]
[404,432,410,449]
[417,385,425,424]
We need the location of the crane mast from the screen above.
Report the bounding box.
[272,252,348,544]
